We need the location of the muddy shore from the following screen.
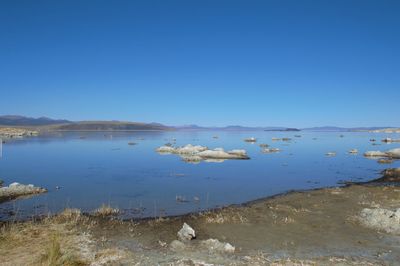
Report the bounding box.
[1,174,400,265]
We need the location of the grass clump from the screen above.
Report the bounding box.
[41,234,86,266]
[93,204,120,217]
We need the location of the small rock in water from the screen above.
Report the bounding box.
[326,152,336,157]
[193,196,200,202]
[177,223,196,241]
[378,159,393,164]
[176,195,188,203]
[348,149,358,154]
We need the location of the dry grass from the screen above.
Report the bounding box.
[93,204,120,217]
[0,219,90,266]
[40,234,86,266]
[200,210,248,224]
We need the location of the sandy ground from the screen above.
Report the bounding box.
[1,181,400,265]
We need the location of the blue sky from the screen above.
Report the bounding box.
[0,0,399,127]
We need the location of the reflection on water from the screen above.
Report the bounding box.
[0,130,399,220]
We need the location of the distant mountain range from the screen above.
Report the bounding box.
[0,115,70,126]
[174,125,300,131]
[301,126,397,132]
[53,121,171,131]
[0,115,171,131]
[0,115,397,132]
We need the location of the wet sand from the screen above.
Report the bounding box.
[1,179,400,265]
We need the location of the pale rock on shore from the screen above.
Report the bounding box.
[177,223,196,241]
[359,208,400,234]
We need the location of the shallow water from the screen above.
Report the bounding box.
[0,130,399,220]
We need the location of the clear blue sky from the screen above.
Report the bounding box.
[0,0,399,127]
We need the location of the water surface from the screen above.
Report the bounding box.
[0,130,399,220]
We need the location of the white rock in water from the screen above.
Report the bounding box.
[0,182,47,200]
[200,238,235,253]
[359,208,400,234]
[386,148,400,158]
[197,149,249,160]
[156,146,176,153]
[156,144,250,162]
[177,223,196,241]
[176,144,208,155]
[326,152,336,156]
[364,151,387,157]
[364,148,400,159]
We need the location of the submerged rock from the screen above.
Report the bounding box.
[348,149,358,154]
[259,143,269,148]
[177,223,196,241]
[359,208,400,234]
[0,182,47,202]
[200,238,235,253]
[378,159,393,164]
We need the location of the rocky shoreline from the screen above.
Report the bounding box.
[0,127,39,139]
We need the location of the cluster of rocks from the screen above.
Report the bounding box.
[364,148,400,159]
[0,182,47,201]
[0,127,39,138]
[170,223,236,254]
[156,144,250,163]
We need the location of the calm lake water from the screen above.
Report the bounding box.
[0,130,399,220]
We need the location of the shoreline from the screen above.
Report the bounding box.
[1,171,400,265]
